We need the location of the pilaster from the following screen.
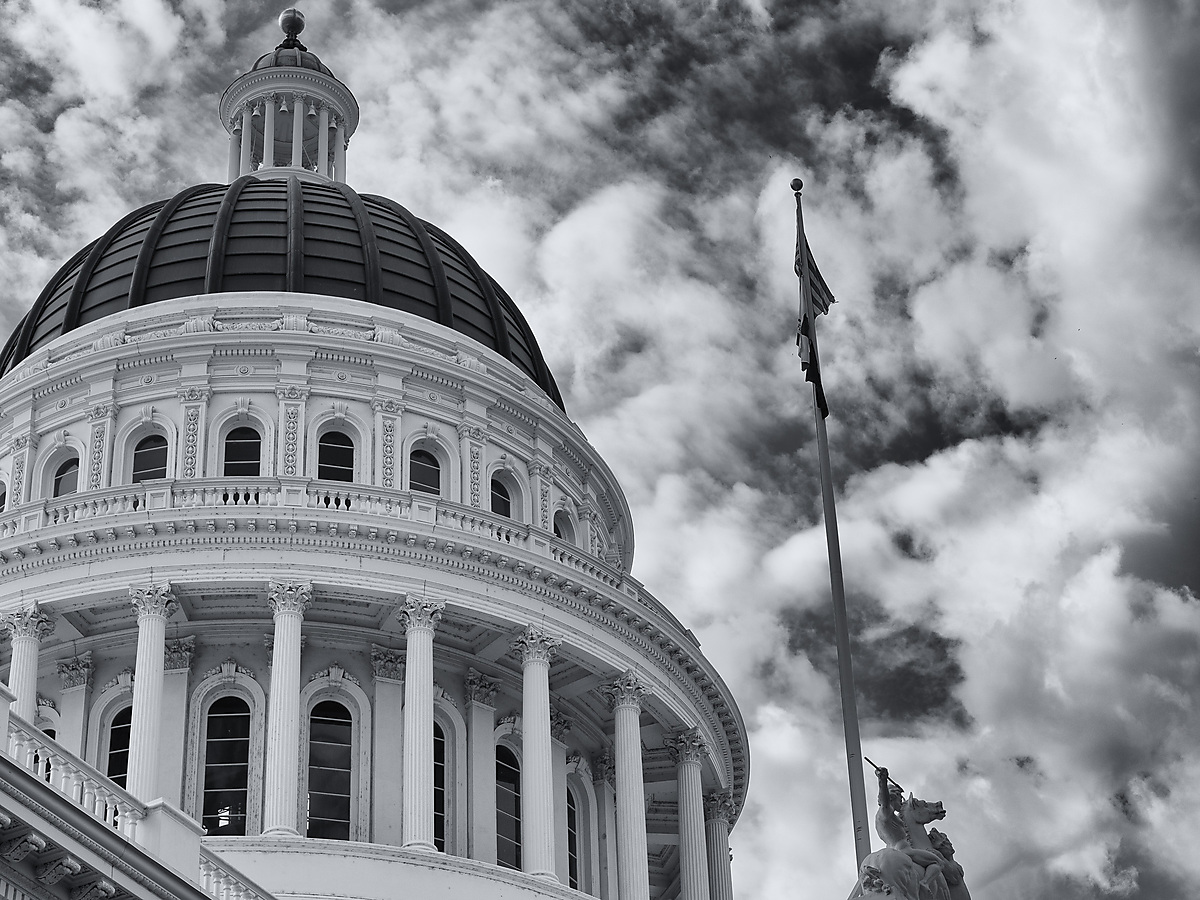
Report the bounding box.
[176,387,211,479]
[85,401,117,491]
[465,667,499,863]
[55,651,93,756]
[372,399,403,489]
[159,637,195,806]
[593,750,619,900]
[371,645,405,846]
[275,385,310,479]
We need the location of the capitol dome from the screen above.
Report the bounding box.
[0,178,563,409]
[0,13,745,900]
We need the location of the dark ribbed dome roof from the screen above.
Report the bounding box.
[251,46,333,76]
[0,175,563,408]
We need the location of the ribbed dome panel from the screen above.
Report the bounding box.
[1,177,563,409]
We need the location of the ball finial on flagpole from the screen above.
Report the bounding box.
[790,177,804,193]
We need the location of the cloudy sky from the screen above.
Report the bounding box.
[3,0,1200,896]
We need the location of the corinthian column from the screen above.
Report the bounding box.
[512,626,562,880]
[397,597,445,851]
[127,584,177,800]
[2,607,56,722]
[262,580,312,834]
[670,729,711,900]
[704,791,735,900]
[600,671,651,900]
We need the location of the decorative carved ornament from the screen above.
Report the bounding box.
[592,749,615,787]
[704,790,735,824]
[57,651,93,689]
[1,830,47,861]
[396,597,445,632]
[550,709,573,742]
[311,662,360,685]
[204,659,255,682]
[598,670,649,710]
[36,855,82,885]
[1,607,56,641]
[130,583,177,619]
[35,695,56,712]
[464,667,499,706]
[371,645,405,681]
[268,580,313,616]
[381,417,396,488]
[667,727,708,765]
[164,636,196,671]
[102,669,134,694]
[511,625,561,665]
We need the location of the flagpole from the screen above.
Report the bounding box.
[792,178,872,867]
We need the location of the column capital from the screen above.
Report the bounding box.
[592,749,615,787]
[395,597,445,632]
[371,645,405,681]
[56,651,93,689]
[268,581,312,616]
[130,583,177,619]
[164,636,196,672]
[667,727,708,765]
[2,608,56,641]
[464,667,499,705]
[511,625,561,665]
[599,670,649,710]
[703,790,735,824]
[550,709,573,742]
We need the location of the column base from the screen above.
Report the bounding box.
[261,826,301,837]
[526,870,559,882]
[403,840,439,853]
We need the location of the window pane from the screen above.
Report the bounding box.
[203,696,250,836]
[53,459,80,497]
[224,427,261,477]
[318,432,355,482]
[308,700,353,841]
[567,787,579,889]
[132,435,168,482]
[491,479,511,517]
[410,449,440,494]
[496,745,521,869]
[0,483,7,511]
[106,706,133,787]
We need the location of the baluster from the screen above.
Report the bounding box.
[82,776,97,810]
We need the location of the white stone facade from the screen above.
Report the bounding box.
[0,293,747,900]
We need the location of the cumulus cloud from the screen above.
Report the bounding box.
[1,0,1198,897]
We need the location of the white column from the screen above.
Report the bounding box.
[512,626,561,880]
[262,580,312,835]
[398,597,445,851]
[2,608,55,722]
[371,646,406,846]
[318,105,330,177]
[263,95,276,169]
[704,792,735,900]
[671,730,711,900]
[334,118,347,182]
[55,652,93,756]
[465,667,499,863]
[600,671,650,900]
[291,93,305,167]
[127,584,177,801]
[227,123,242,183]
[240,105,253,175]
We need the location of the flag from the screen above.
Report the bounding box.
[793,182,834,417]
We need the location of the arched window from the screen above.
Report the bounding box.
[496,744,521,869]
[308,700,353,840]
[317,431,354,482]
[202,696,251,836]
[224,427,262,477]
[553,510,574,542]
[567,786,580,889]
[0,481,7,511]
[53,458,80,497]
[106,705,133,788]
[132,435,169,482]
[490,478,511,518]
[410,448,440,495]
[434,721,447,852]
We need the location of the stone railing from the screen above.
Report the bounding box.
[199,848,276,900]
[6,710,146,838]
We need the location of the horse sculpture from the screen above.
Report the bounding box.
[846,766,970,900]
